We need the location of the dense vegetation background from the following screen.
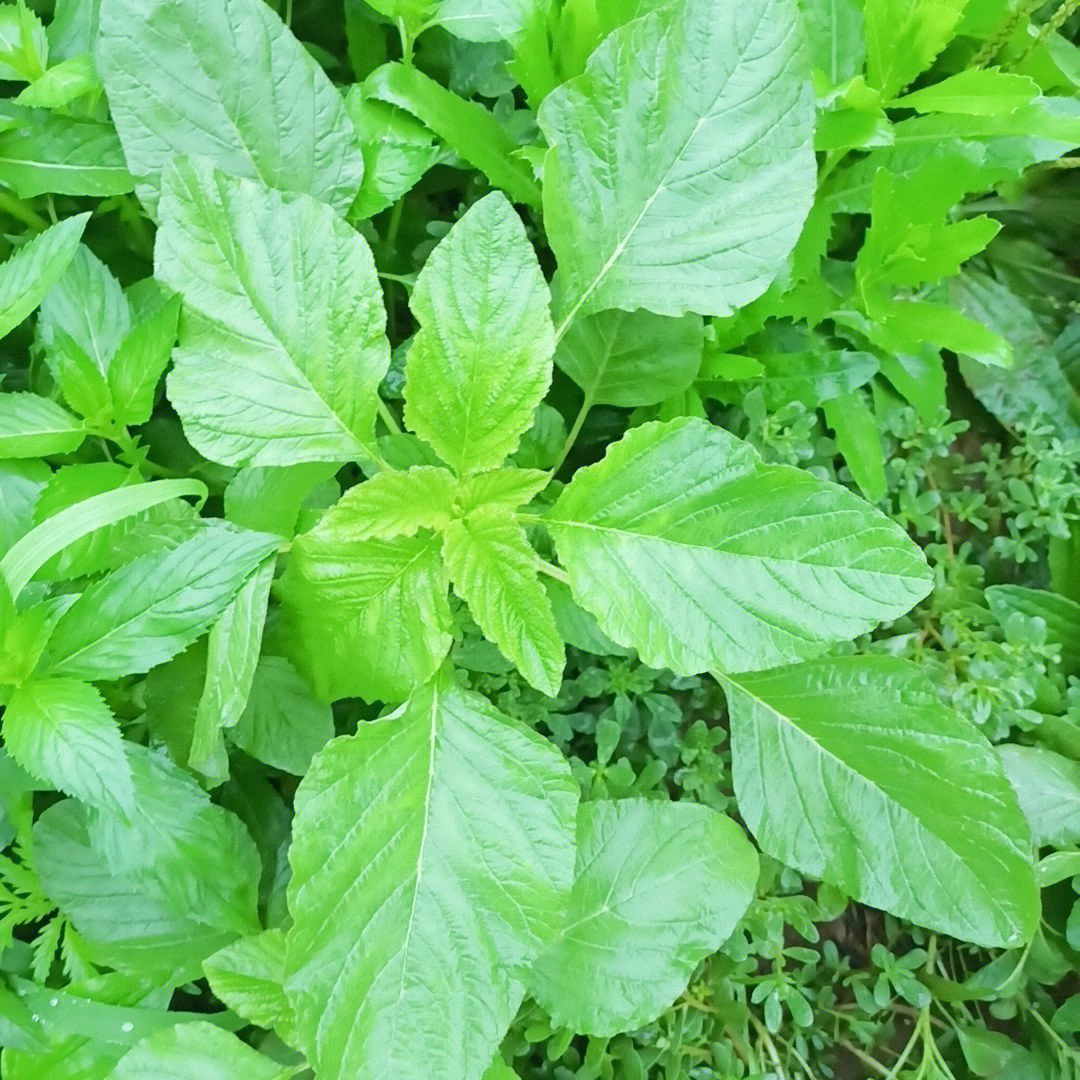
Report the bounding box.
[3,0,1080,1077]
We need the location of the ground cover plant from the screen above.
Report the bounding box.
[2,0,1080,1077]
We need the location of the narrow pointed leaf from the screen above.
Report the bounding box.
[0,392,84,458]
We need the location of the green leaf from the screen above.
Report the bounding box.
[96,0,363,215]
[0,459,48,555]
[404,192,554,475]
[189,559,275,782]
[2,677,134,814]
[14,54,101,109]
[0,114,132,197]
[91,743,262,938]
[203,930,293,1039]
[285,676,577,1080]
[224,463,339,537]
[0,212,88,339]
[799,0,865,84]
[987,585,1080,677]
[538,0,814,322]
[280,526,451,703]
[455,467,548,514]
[547,418,931,675]
[555,309,703,408]
[823,391,886,502]
[0,392,85,458]
[365,63,541,208]
[345,88,444,220]
[0,478,204,597]
[443,505,565,695]
[0,3,47,81]
[159,158,390,467]
[865,0,966,99]
[893,68,1040,115]
[527,799,758,1035]
[725,656,1039,947]
[314,466,457,540]
[999,744,1080,849]
[38,523,280,680]
[107,294,180,426]
[110,1021,289,1080]
[230,656,334,775]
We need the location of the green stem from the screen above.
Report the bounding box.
[535,560,569,585]
[0,189,48,231]
[548,390,594,479]
[377,397,404,436]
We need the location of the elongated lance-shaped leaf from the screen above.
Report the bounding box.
[160,159,390,467]
[538,0,814,323]
[285,675,578,1080]
[405,191,554,475]
[547,418,931,675]
[0,212,88,339]
[725,656,1039,947]
[111,1021,289,1080]
[0,392,84,459]
[96,0,364,214]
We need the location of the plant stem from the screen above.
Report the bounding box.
[548,390,594,478]
[0,189,48,230]
[377,397,403,436]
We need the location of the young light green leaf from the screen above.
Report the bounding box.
[443,505,565,696]
[0,115,132,197]
[538,0,814,322]
[0,478,205,597]
[2,677,134,814]
[280,528,451,703]
[96,0,364,214]
[203,930,293,1039]
[555,309,703,408]
[110,1021,289,1080]
[159,159,390,467]
[823,391,887,502]
[528,799,758,1035]
[725,656,1039,947]
[285,676,577,1080]
[999,744,1080,848]
[0,3,47,81]
[0,459,48,555]
[189,559,275,782]
[230,656,334,775]
[14,53,101,109]
[455,467,548,514]
[893,68,1040,115]
[315,466,457,540]
[865,0,966,99]
[107,294,180,426]
[38,523,280,681]
[547,418,931,675]
[404,192,554,475]
[0,212,88,339]
[0,392,85,458]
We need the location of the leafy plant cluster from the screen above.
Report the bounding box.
[2,0,1080,1077]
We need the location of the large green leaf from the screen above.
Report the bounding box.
[96,0,363,214]
[279,525,451,704]
[443,505,565,696]
[538,0,814,323]
[286,677,577,1080]
[159,159,390,467]
[725,656,1039,947]
[999,744,1080,848]
[404,192,554,475]
[110,1021,288,1080]
[547,418,931,675]
[38,523,280,680]
[2,677,133,814]
[555,309,703,408]
[528,799,758,1035]
[203,929,293,1038]
[0,213,88,339]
